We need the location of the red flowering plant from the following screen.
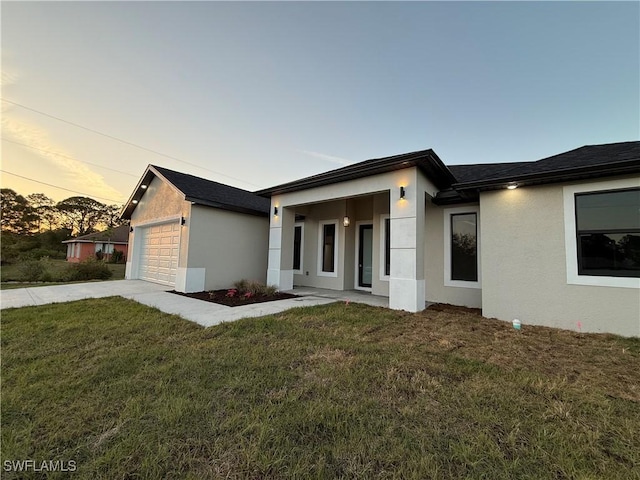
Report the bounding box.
[225,288,237,298]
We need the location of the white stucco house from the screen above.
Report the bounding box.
[122,142,640,336]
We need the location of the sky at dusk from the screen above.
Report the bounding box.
[1,1,638,205]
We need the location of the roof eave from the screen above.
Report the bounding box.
[431,190,479,206]
[120,167,158,220]
[453,160,640,192]
[257,149,456,197]
[185,196,269,217]
[120,165,187,220]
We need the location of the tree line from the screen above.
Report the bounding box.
[1,189,125,237]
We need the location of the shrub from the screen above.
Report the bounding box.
[233,279,250,293]
[63,258,112,281]
[110,249,124,264]
[231,279,278,297]
[17,259,47,282]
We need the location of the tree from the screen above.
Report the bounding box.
[26,193,56,232]
[40,205,62,232]
[101,204,124,229]
[56,196,106,236]
[1,188,37,234]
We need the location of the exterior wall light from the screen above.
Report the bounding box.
[181,217,186,225]
[400,186,406,199]
[507,183,518,190]
[141,184,148,189]
[129,227,134,233]
[343,216,350,227]
[132,199,139,204]
[274,206,278,216]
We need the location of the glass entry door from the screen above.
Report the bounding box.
[358,224,373,288]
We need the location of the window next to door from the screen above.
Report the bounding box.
[293,223,304,274]
[380,215,391,280]
[444,206,481,289]
[318,220,338,277]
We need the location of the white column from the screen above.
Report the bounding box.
[266,199,295,290]
[388,170,426,312]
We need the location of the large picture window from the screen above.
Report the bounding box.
[451,213,478,282]
[575,188,640,278]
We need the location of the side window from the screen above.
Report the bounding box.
[575,188,640,278]
[444,207,480,288]
[451,213,478,282]
[385,217,391,276]
[293,224,303,273]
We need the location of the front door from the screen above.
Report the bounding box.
[358,224,373,288]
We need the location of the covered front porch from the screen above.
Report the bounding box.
[264,166,438,312]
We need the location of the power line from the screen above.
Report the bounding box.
[0,170,124,203]
[1,97,260,188]
[1,138,138,178]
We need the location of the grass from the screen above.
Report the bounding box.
[1,299,639,479]
[0,259,125,289]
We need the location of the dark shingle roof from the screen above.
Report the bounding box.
[256,149,456,196]
[453,141,640,189]
[448,162,531,183]
[64,224,130,243]
[121,165,271,219]
[152,165,270,215]
[124,142,639,215]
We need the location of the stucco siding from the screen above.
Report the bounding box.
[425,201,482,308]
[129,177,185,225]
[480,180,640,337]
[187,205,269,290]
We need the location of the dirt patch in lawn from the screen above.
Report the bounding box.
[372,302,640,402]
[170,289,298,307]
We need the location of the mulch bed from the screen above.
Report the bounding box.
[170,289,298,307]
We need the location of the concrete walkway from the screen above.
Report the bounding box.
[286,286,390,308]
[0,281,389,328]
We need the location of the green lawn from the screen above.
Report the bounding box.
[2,299,639,479]
[0,259,125,289]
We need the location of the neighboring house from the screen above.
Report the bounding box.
[120,165,270,292]
[122,142,640,336]
[63,224,129,263]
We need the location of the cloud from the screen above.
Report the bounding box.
[1,108,126,203]
[300,150,353,166]
[0,71,19,88]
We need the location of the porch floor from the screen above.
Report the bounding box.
[284,286,389,308]
[285,286,432,310]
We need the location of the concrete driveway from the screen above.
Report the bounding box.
[0,280,336,327]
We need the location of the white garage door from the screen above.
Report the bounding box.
[138,222,180,286]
